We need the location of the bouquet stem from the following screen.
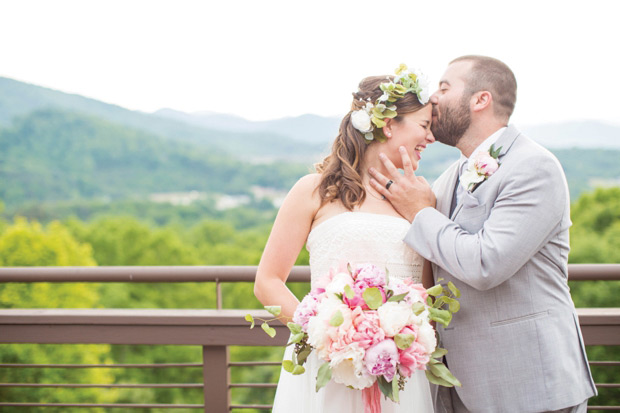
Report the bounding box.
[362,381,382,413]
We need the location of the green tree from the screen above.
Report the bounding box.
[568,187,620,407]
[0,218,114,411]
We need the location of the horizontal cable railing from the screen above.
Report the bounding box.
[0,265,619,411]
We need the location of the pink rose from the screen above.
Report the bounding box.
[293,290,322,332]
[397,326,431,377]
[350,307,385,349]
[408,283,429,303]
[364,339,399,382]
[353,264,387,289]
[472,152,499,176]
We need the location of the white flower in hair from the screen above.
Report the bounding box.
[351,107,373,134]
[350,64,430,143]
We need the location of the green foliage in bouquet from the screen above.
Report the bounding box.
[423,279,462,388]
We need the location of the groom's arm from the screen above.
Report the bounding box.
[404,151,570,291]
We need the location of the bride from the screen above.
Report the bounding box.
[254,66,436,412]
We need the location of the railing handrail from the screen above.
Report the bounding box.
[1,307,618,346]
[0,263,618,282]
[1,265,619,411]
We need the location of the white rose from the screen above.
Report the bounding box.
[329,344,374,390]
[460,167,485,191]
[351,109,373,133]
[326,272,353,297]
[417,321,438,354]
[418,88,430,105]
[307,297,344,359]
[378,301,413,337]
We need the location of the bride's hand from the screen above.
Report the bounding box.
[368,146,436,222]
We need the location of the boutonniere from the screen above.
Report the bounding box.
[460,144,502,192]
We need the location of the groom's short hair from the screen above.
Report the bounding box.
[451,55,517,121]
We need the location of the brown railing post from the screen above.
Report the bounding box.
[202,345,229,412]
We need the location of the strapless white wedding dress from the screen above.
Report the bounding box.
[272,212,434,413]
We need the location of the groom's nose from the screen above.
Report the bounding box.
[429,92,439,105]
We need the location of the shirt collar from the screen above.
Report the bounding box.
[458,127,507,168]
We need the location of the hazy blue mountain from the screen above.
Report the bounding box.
[154,109,341,144]
[521,121,620,149]
[155,106,620,150]
[0,77,324,161]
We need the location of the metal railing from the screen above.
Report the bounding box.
[0,265,619,411]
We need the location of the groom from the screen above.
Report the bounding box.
[369,55,596,412]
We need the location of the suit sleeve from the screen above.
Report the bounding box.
[404,151,570,291]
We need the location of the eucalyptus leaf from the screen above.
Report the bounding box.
[433,295,449,308]
[261,322,276,338]
[282,360,294,373]
[372,117,387,128]
[288,333,305,345]
[287,322,302,335]
[429,362,461,387]
[383,109,397,119]
[411,301,426,315]
[363,287,383,310]
[388,292,408,302]
[425,369,454,387]
[344,284,355,300]
[392,376,400,403]
[292,365,306,375]
[394,333,415,350]
[329,310,344,327]
[315,363,332,392]
[428,308,452,327]
[448,281,461,298]
[245,314,255,329]
[449,299,461,313]
[427,284,443,297]
[265,305,281,317]
[377,376,394,400]
[431,347,448,359]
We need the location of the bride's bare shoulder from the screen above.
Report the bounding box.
[282,173,323,209]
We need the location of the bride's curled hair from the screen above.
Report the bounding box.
[315,75,426,210]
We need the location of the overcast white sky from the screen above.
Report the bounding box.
[1,0,618,126]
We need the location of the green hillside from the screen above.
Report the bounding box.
[0,77,324,161]
[0,109,308,207]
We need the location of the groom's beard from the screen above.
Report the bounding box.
[431,95,471,148]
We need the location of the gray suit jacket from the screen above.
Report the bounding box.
[404,126,596,412]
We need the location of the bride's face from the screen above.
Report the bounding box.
[382,105,434,170]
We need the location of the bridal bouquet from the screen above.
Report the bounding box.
[247,263,461,412]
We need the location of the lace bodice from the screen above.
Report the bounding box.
[306,212,424,286]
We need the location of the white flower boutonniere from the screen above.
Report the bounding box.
[460,144,502,192]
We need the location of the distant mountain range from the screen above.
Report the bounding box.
[0,77,325,162]
[0,75,618,209]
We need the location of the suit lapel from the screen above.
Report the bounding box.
[451,125,521,220]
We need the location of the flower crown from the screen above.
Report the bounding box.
[351,64,430,143]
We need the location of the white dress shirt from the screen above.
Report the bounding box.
[455,127,506,206]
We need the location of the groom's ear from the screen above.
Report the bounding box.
[471,91,493,113]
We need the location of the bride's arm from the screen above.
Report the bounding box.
[254,173,321,324]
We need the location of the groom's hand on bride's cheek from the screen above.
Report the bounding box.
[368,148,436,222]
